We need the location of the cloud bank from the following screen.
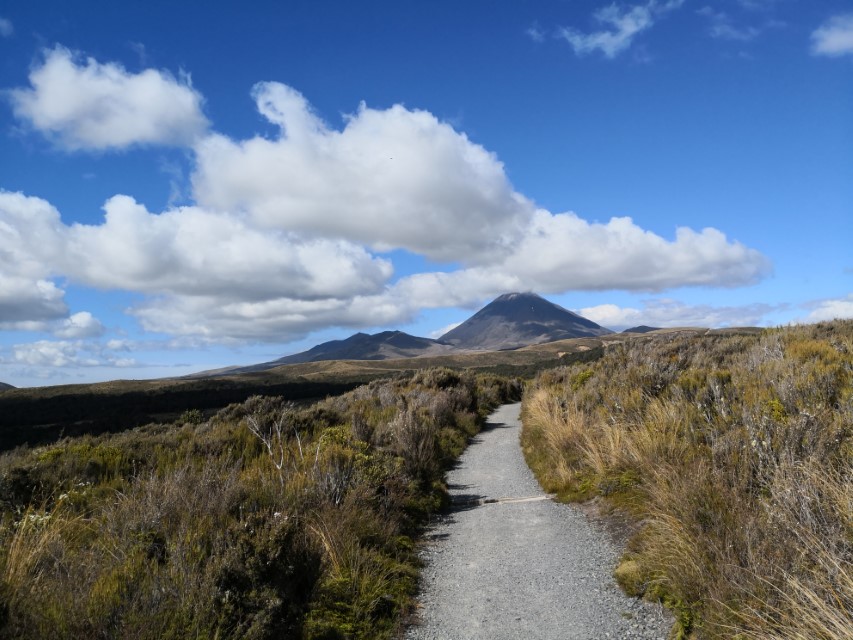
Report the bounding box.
[580,299,781,331]
[11,339,134,368]
[803,294,853,322]
[3,49,772,344]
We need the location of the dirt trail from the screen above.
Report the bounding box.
[406,403,671,640]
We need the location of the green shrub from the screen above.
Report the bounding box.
[0,368,521,639]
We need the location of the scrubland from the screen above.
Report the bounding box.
[0,369,520,639]
[522,321,852,639]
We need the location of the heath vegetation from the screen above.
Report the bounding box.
[522,321,852,639]
[0,368,520,639]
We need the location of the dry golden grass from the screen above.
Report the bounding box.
[521,321,853,639]
[2,506,76,601]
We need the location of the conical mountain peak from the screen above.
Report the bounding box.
[439,292,612,350]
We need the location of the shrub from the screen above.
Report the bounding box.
[0,368,521,639]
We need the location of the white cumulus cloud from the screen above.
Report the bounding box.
[64,195,392,300]
[0,277,67,326]
[504,212,769,291]
[0,191,68,325]
[54,312,106,339]
[803,294,853,322]
[387,211,771,310]
[0,190,65,278]
[812,14,853,57]
[193,82,532,263]
[429,322,462,339]
[10,46,208,150]
[11,339,135,368]
[12,340,93,367]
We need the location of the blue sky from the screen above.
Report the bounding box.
[1,0,851,388]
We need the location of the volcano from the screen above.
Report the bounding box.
[439,292,612,351]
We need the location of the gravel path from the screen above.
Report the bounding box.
[405,403,672,640]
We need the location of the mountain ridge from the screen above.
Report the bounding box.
[272,330,455,365]
[192,330,456,377]
[622,325,661,334]
[190,292,613,377]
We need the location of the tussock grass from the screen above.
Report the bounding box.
[521,321,853,639]
[0,369,521,639]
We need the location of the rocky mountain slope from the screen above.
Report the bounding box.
[439,292,612,350]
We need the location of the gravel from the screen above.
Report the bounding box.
[405,403,672,640]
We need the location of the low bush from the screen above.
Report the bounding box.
[0,369,521,639]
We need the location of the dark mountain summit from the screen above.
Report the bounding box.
[0,382,14,392]
[622,325,661,334]
[439,292,612,351]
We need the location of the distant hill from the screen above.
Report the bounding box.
[622,325,661,334]
[197,331,456,377]
[439,292,613,351]
[0,382,14,392]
